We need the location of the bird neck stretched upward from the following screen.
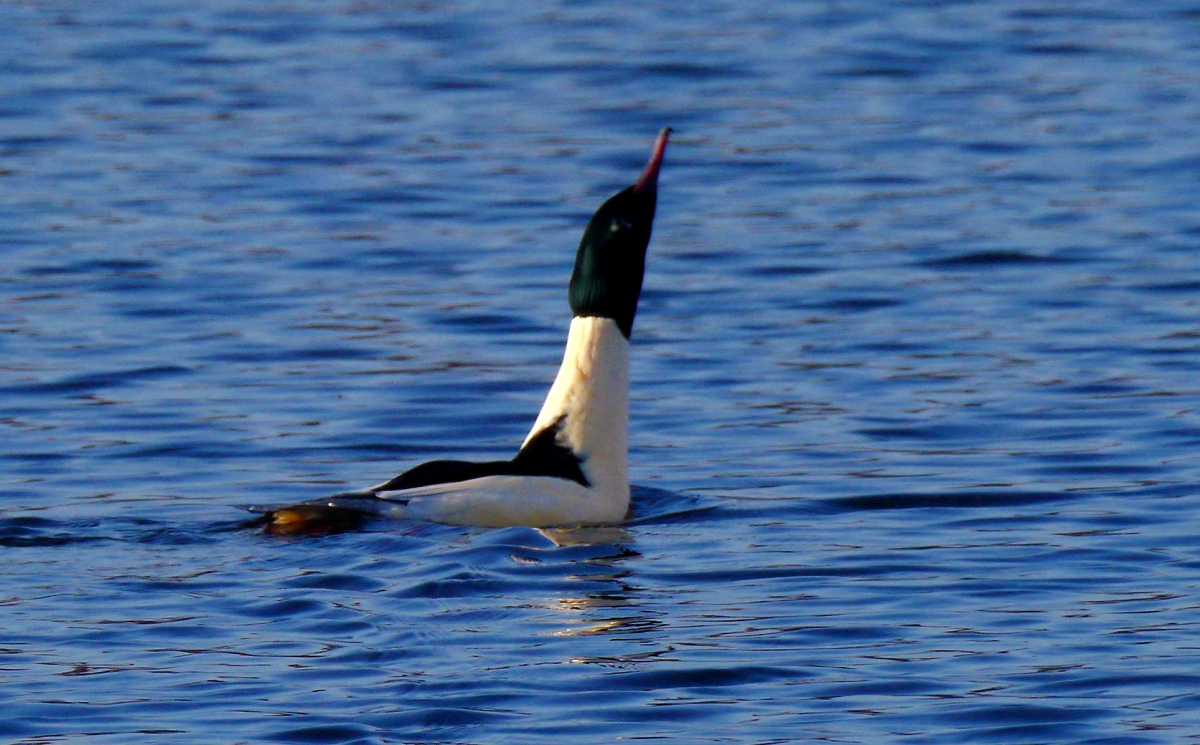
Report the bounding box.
[523,316,630,504]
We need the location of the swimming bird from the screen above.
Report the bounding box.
[265,128,670,533]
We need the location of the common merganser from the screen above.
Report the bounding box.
[265,128,670,533]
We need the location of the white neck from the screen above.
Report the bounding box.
[523,316,630,506]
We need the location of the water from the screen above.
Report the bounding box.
[4,1,1200,742]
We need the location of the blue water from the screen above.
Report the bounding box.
[4,1,1200,742]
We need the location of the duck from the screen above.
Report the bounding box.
[264,128,670,533]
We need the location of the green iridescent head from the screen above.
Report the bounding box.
[568,128,670,339]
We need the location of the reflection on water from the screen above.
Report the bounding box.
[539,526,633,548]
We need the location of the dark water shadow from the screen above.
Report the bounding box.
[0,512,250,549]
[820,489,1074,512]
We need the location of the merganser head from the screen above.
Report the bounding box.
[568,128,671,339]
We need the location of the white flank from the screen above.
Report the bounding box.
[378,476,600,527]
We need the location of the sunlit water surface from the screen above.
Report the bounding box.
[4,2,1200,743]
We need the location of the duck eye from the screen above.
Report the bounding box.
[610,217,631,232]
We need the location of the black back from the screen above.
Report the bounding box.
[372,417,587,492]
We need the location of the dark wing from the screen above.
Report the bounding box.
[373,416,588,492]
[372,458,514,491]
[510,419,588,486]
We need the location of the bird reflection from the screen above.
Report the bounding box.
[529,527,667,644]
[537,525,632,547]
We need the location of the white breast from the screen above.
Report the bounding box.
[525,316,630,513]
